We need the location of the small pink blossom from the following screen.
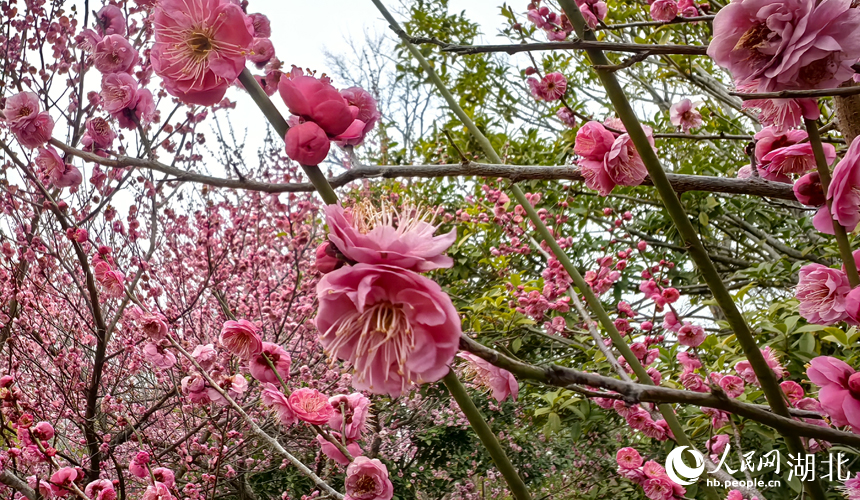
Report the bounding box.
[339,87,381,147]
[796,263,851,325]
[3,92,54,149]
[31,422,54,440]
[191,344,217,370]
[261,383,297,426]
[780,380,805,403]
[328,393,371,441]
[248,342,291,385]
[616,447,643,469]
[719,374,745,398]
[316,433,363,466]
[151,468,175,489]
[794,171,826,206]
[249,38,275,65]
[344,457,394,500]
[459,352,519,402]
[219,319,263,359]
[142,482,174,500]
[85,479,117,500]
[288,388,334,425]
[83,117,117,150]
[677,322,706,347]
[279,74,358,137]
[49,467,80,497]
[143,341,176,370]
[762,143,835,177]
[284,121,330,165]
[249,13,271,38]
[100,73,138,114]
[92,35,138,74]
[669,98,703,133]
[650,0,679,23]
[97,5,127,36]
[35,146,82,189]
[129,451,150,478]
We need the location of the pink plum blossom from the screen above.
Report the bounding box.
[288,388,334,425]
[248,342,291,385]
[344,457,394,500]
[650,0,679,22]
[219,319,263,359]
[827,135,860,232]
[3,92,54,148]
[338,87,381,147]
[97,5,126,36]
[794,172,826,206]
[807,356,860,431]
[616,447,643,469]
[796,263,851,325]
[325,202,456,272]
[761,143,835,178]
[129,451,150,478]
[316,264,461,397]
[669,99,703,133]
[143,341,176,370]
[284,121,330,165]
[316,434,363,466]
[708,0,860,92]
[191,344,217,370]
[328,393,371,441]
[719,374,745,398]
[151,0,254,105]
[35,146,82,189]
[142,482,174,500]
[85,480,117,500]
[261,383,297,426]
[459,352,519,402]
[92,35,138,74]
[279,73,359,137]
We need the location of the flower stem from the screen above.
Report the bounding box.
[804,117,860,287]
[236,69,339,205]
[556,1,825,498]
[442,369,531,500]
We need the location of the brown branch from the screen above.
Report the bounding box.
[424,40,708,56]
[458,336,860,447]
[595,15,715,30]
[51,140,799,201]
[0,469,36,500]
[731,87,860,100]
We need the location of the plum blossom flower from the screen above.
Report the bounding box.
[249,13,271,38]
[316,434,363,466]
[248,342,291,385]
[577,0,607,28]
[50,467,81,497]
[708,0,860,92]
[220,319,263,358]
[719,375,745,398]
[191,344,217,370]
[556,107,577,128]
[3,92,54,149]
[761,143,835,178]
[206,372,248,405]
[459,352,519,402]
[99,270,126,298]
[151,468,175,489]
[284,121,330,165]
[527,72,567,101]
[807,356,860,431]
[739,86,820,131]
[85,479,117,500]
[616,447,643,469]
[669,98,703,133]
[325,202,456,272]
[574,120,654,196]
[650,0,679,22]
[344,457,394,500]
[142,482,175,500]
[129,451,150,478]
[35,146,82,189]
[92,35,138,74]
[781,380,805,402]
[328,393,371,441]
[338,87,381,147]
[31,422,54,440]
[100,73,138,115]
[151,0,254,105]
[316,264,461,397]
[827,135,860,232]
[315,241,344,274]
[83,117,117,150]
[97,5,127,36]
[796,263,851,325]
[288,388,334,425]
[261,383,297,426]
[249,38,275,65]
[143,341,176,370]
[794,171,827,206]
[129,306,169,341]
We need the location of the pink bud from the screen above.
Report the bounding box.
[284,122,330,165]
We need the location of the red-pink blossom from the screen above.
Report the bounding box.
[249,13,271,38]
[249,38,275,65]
[85,479,117,500]
[781,380,805,402]
[49,467,80,497]
[3,92,54,149]
[143,341,176,370]
[315,242,344,274]
[669,98,702,133]
[345,457,394,500]
[288,387,334,425]
[827,135,860,232]
[219,319,263,358]
[338,87,381,147]
[83,117,117,150]
[577,0,607,28]
[316,434,363,466]
[130,306,169,340]
[527,72,567,101]
[794,171,827,206]
[708,0,860,92]
[719,374,745,398]
[316,264,461,397]
[248,342,291,385]
[796,263,851,325]
[762,143,835,177]
[459,352,519,402]
[31,421,54,440]
[284,121,331,165]
[99,270,126,298]
[325,202,456,272]
[129,451,150,478]
[100,73,138,114]
[807,356,860,431]
[754,127,807,162]
[152,468,175,489]
[605,133,649,188]
[97,5,127,36]
[328,393,371,441]
[191,344,217,370]
[616,447,643,469]
[142,482,175,500]
[650,0,679,22]
[151,0,254,105]
[556,107,577,128]
[279,74,358,137]
[677,322,706,347]
[261,383,298,426]
[206,372,248,405]
[93,35,138,74]
[35,146,82,189]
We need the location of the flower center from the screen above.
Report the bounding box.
[353,474,377,495]
[799,56,836,86]
[187,31,214,59]
[735,23,772,53]
[18,106,32,118]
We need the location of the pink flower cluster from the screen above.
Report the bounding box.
[3,92,54,149]
[526,2,577,39]
[316,201,461,398]
[575,119,655,196]
[615,447,686,500]
[527,72,567,102]
[733,346,786,387]
[279,68,379,165]
[708,0,860,93]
